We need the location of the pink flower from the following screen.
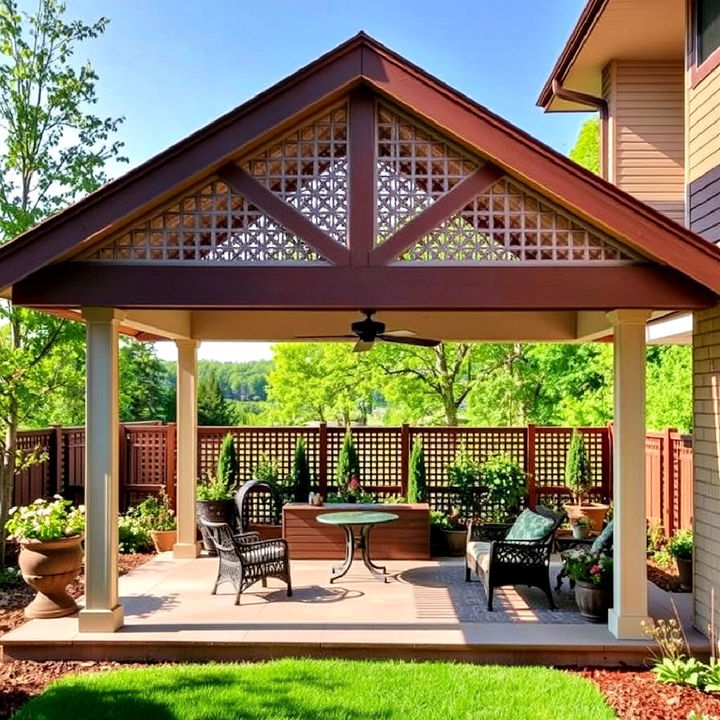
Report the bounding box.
[590,564,601,575]
[348,477,360,489]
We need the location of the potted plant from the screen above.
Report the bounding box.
[446,444,482,521]
[561,547,613,622]
[291,437,313,503]
[5,496,85,619]
[668,528,693,591]
[196,433,238,552]
[135,489,176,552]
[563,429,608,531]
[571,515,592,540]
[408,439,427,504]
[431,508,466,556]
[478,452,527,523]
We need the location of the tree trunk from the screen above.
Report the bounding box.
[0,401,18,567]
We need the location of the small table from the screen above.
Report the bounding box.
[316,511,399,583]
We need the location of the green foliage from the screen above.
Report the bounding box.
[119,340,174,422]
[479,453,527,522]
[197,368,230,425]
[253,456,281,484]
[216,433,239,490]
[133,489,175,532]
[668,529,693,559]
[336,429,360,489]
[652,549,674,569]
[652,657,704,687]
[646,346,692,432]
[429,509,453,529]
[12,659,617,720]
[291,437,312,503]
[561,548,612,586]
[407,439,427,503]
[569,116,600,174]
[118,514,152,554]
[0,564,20,586]
[446,444,482,519]
[5,496,84,541]
[565,430,593,503]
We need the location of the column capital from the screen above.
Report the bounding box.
[81,307,126,324]
[175,339,200,351]
[606,309,652,326]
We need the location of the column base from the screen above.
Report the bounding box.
[608,609,651,639]
[78,605,124,633]
[173,541,202,559]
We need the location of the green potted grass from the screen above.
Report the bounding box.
[668,528,693,591]
[5,496,85,619]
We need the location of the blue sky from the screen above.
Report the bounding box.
[58,0,590,362]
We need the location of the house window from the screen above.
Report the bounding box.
[697,0,720,65]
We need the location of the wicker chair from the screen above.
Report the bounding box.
[202,520,292,604]
[234,480,282,534]
[465,506,565,611]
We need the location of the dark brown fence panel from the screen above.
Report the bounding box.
[122,425,170,510]
[12,429,53,506]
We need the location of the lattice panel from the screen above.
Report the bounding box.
[534,428,607,502]
[125,429,167,487]
[242,105,349,245]
[197,428,320,489]
[325,428,403,495]
[398,177,637,264]
[376,104,478,244]
[87,181,325,264]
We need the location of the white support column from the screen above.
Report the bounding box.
[78,308,124,633]
[607,309,652,639]
[173,339,200,559]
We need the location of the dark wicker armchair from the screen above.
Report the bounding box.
[234,480,282,534]
[201,520,292,604]
[465,506,564,611]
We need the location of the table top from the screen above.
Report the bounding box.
[316,511,399,526]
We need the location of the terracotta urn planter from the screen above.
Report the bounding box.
[574,579,611,623]
[442,529,467,557]
[676,555,693,591]
[564,503,609,533]
[17,535,83,619]
[150,529,177,553]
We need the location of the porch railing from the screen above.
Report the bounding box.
[10,423,694,531]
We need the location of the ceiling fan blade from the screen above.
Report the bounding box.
[353,340,374,353]
[379,335,440,348]
[381,329,417,338]
[294,334,357,340]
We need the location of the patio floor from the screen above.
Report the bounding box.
[1,554,708,666]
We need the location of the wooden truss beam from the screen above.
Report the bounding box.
[217,164,350,266]
[369,164,505,266]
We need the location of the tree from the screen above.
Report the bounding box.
[564,429,593,505]
[569,116,600,174]
[0,0,125,562]
[119,340,174,422]
[216,433,238,490]
[335,429,360,488]
[291,437,312,502]
[407,439,426,503]
[197,367,230,425]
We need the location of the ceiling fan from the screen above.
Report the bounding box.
[296,310,441,353]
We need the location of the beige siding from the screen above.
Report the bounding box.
[604,61,685,224]
[688,65,720,182]
[693,305,720,636]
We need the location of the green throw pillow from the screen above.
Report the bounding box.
[505,509,555,541]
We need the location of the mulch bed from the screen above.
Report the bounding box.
[579,669,720,720]
[647,559,687,594]
[0,552,153,719]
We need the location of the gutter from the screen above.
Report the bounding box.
[551,80,608,179]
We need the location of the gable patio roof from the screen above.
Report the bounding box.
[0,31,718,317]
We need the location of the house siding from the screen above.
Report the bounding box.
[692,304,720,636]
[603,61,685,224]
[689,165,720,241]
[688,64,720,184]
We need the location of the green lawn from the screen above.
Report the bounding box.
[13,659,615,720]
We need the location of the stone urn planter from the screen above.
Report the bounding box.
[17,535,83,619]
[150,529,177,553]
[574,580,611,623]
[196,499,235,554]
[442,529,467,557]
[676,556,693,591]
[564,503,609,533]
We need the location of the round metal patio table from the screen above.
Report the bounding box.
[317,511,399,583]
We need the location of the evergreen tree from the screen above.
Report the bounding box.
[291,437,312,502]
[335,429,360,489]
[407,439,427,503]
[216,433,238,492]
[564,430,593,504]
[197,368,230,425]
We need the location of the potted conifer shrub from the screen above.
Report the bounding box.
[563,429,608,532]
[5,497,85,618]
[331,429,373,503]
[292,437,312,503]
[196,432,238,553]
[408,439,427,504]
